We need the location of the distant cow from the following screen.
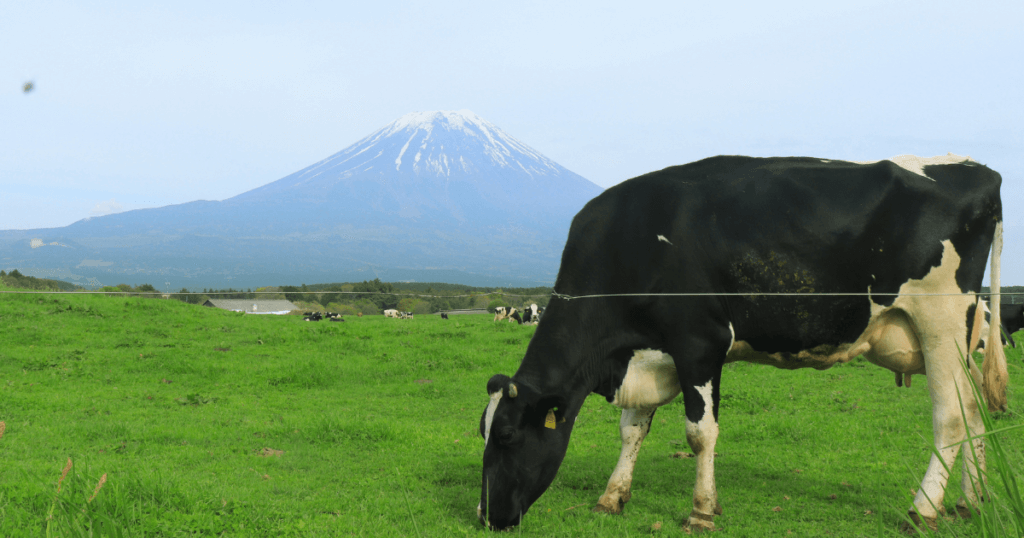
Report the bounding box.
[977,302,1023,349]
[399,311,414,319]
[303,312,323,322]
[522,304,541,323]
[441,313,450,320]
[384,309,399,318]
[493,307,509,322]
[1001,304,1024,347]
[494,307,522,323]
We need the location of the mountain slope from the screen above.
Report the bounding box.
[0,110,603,288]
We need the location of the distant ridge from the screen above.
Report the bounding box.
[0,111,603,289]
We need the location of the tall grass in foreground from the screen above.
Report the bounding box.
[899,344,1024,536]
[40,458,122,538]
[949,351,1024,536]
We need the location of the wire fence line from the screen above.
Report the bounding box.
[1,290,1022,300]
[0,290,548,299]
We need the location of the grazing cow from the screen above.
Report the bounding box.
[441,313,450,320]
[493,306,510,322]
[399,311,414,319]
[477,155,1009,532]
[384,309,399,318]
[494,307,524,324]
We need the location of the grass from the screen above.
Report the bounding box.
[0,285,1021,536]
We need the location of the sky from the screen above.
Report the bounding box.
[3,1,1023,276]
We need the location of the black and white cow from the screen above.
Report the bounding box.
[522,304,541,323]
[976,301,1022,349]
[478,155,1010,532]
[441,312,450,320]
[1000,304,1024,347]
[493,307,523,324]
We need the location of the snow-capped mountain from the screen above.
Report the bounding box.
[228,110,600,232]
[0,111,604,288]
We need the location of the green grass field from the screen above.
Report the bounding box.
[1,288,1021,536]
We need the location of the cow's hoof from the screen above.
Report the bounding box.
[593,492,629,514]
[714,501,723,515]
[899,510,937,533]
[686,510,715,532]
[592,502,621,514]
[955,496,982,519]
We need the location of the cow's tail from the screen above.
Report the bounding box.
[983,221,1009,412]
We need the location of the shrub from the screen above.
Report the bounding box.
[486,299,508,313]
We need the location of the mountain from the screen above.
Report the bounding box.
[0,110,603,289]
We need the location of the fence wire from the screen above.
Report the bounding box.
[1,290,1023,300]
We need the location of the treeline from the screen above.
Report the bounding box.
[0,270,554,316]
[0,269,83,292]
[980,286,1024,304]
[277,278,553,316]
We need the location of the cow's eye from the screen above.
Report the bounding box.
[497,426,519,446]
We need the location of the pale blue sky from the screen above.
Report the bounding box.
[3,0,1022,277]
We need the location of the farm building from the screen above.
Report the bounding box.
[203,299,298,315]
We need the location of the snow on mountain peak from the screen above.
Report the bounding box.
[314,109,566,178]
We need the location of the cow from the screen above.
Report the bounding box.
[384,309,399,318]
[441,312,450,320]
[494,306,524,324]
[493,306,508,322]
[303,312,323,322]
[477,155,1009,532]
[1000,304,1024,347]
[523,304,540,323]
[976,301,1022,350]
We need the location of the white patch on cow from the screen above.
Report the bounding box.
[728,323,735,351]
[483,390,503,446]
[820,159,831,163]
[656,235,672,245]
[686,380,720,522]
[852,153,975,181]
[610,349,681,409]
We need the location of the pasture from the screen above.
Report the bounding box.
[0,288,1021,536]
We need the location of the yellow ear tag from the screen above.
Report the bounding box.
[545,409,557,429]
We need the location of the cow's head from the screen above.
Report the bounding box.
[478,374,572,530]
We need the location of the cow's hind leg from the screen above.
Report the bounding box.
[594,407,657,514]
[906,315,984,530]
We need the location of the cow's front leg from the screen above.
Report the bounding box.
[685,379,722,531]
[594,407,656,514]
